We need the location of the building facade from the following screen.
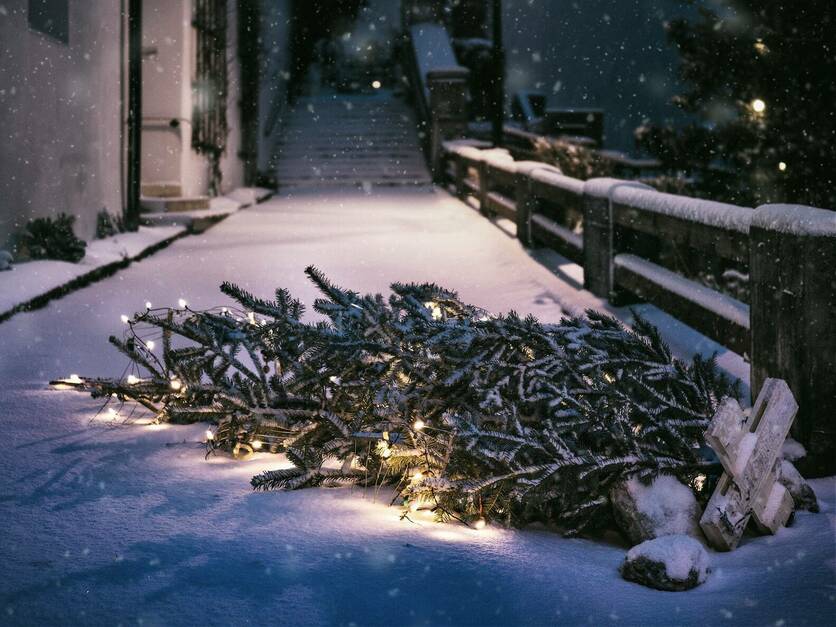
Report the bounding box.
[0,0,275,249]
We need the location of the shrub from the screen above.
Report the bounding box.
[18,213,87,263]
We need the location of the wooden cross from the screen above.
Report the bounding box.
[699,378,798,551]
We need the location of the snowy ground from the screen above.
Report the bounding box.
[0,189,832,625]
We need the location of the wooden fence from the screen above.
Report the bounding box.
[405,18,836,475]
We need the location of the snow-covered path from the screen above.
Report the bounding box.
[0,190,832,625]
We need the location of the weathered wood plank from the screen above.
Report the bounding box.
[613,253,750,354]
[612,201,749,265]
[700,379,797,551]
[531,214,584,264]
[485,191,516,220]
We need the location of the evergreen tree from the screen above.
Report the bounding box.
[637,1,836,209]
[58,268,737,535]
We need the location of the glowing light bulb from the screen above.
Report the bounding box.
[170,379,182,391]
[413,419,425,431]
[751,98,766,113]
[694,474,707,491]
[473,518,487,530]
[126,374,139,385]
[145,301,152,310]
[423,301,443,320]
[778,161,787,172]
[120,314,130,324]
[146,340,155,350]
[205,429,214,441]
[412,471,424,481]
[377,441,392,458]
[221,307,228,314]
[409,501,420,512]
[68,374,82,384]
[247,312,256,325]
[178,298,188,308]
[371,80,381,89]
[251,439,263,450]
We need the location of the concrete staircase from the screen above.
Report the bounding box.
[275,91,432,190]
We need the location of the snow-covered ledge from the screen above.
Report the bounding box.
[0,225,186,323]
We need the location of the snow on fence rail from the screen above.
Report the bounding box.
[437,141,836,474]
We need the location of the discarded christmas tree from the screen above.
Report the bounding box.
[57,267,737,535]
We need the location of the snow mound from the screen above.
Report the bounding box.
[621,535,710,591]
[781,437,807,462]
[611,474,702,544]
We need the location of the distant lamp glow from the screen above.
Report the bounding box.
[251,439,263,450]
[778,161,787,172]
[751,98,766,113]
[371,80,381,89]
[120,314,130,324]
[178,298,188,308]
[473,518,487,530]
[413,419,425,431]
[170,379,182,391]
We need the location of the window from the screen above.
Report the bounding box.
[28,0,69,44]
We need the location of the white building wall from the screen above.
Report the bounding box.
[142,0,244,197]
[0,0,124,246]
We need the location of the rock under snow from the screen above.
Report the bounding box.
[781,437,807,462]
[778,459,819,513]
[610,474,702,545]
[620,535,710,591]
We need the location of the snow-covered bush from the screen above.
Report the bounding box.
[17,213,86,263]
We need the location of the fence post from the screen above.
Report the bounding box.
[582,179,649,299]
[513,164,537,246]
[426,68,470,180]
[513,162,561,247]
[452,154,468,200]
[750,204,836,476]
[476,159,490,216]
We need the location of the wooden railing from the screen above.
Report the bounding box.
[403,17,836,474]
[438,141,836,475]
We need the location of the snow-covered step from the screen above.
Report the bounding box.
[275,90,431,190]
[140,196,210,213]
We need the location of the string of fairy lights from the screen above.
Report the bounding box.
[51,296,492,531]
